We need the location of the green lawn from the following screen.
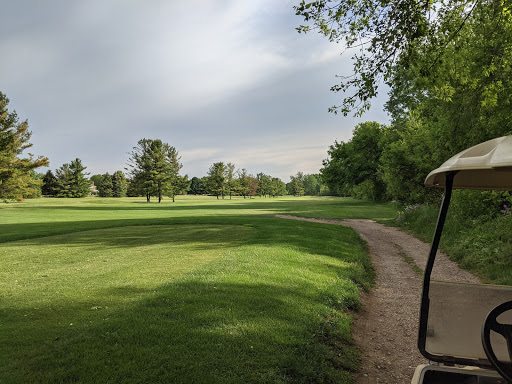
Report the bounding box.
[1,196,396,383]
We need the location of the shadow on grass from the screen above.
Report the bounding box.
[0,198,396,245]
[7,223,253,251]
[1,215,369,266]
[1,215,373,383]
[2,279,358,384]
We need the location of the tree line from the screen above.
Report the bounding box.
[0,94,327,203]
[314,0,512,212]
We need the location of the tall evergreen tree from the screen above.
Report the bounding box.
[55,158,90,198]
[42,170,59,196]
[126,139,182,203]
[112,171,127,197]
[99,173,113,197]
[0,91,48,201]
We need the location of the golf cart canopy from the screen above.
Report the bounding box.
[425,135,512,190]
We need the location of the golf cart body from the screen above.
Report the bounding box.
[412,136,512,383]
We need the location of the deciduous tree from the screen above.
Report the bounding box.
[303,174,322,196]
[321,122,386,200]
[247,175,259,198]
[166,174,189,202]
[271,177,287,197]
[287,172,305,196]
[295,0,505,115]
[237,168,250,199]
[257,173,272,198]
[189,176,206,195]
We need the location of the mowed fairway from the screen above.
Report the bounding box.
[1,196,395,383]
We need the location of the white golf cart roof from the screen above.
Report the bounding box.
[425,135,512,189]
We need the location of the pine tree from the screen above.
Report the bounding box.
[55,158,90,198]
[126,139,183,203]
[112,171,127,197]
[42,170,59,196]
[99,173,113,197]
[0,91,48,201]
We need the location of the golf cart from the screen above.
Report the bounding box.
[411,136,512,384]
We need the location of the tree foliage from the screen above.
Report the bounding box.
[287,172,305,196]
[111,171,127,197]
[126,139,183,203]
[236,168,251,198]
[225,162,237,199]
[55,158,90,198]
[99,173,113,197]
[167,174,190,202]
[189,176,207,195]
[317,1,512,207]
[295,0,507,116]
[202,164,287,199]
[322,122,386,200]
[0,91,48,201]
[42,170,59,196]
[257,173,271,197]
[303,174,322,196]
[206,162,227,199]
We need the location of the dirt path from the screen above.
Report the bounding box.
[275,215,480,384]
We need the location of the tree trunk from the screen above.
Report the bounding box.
[147,194,151,203]
[158,191,162,203]
[172,195,175,202]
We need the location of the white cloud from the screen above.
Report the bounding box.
[1,1,390,182]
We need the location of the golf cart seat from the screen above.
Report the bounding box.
[412,136,512,383]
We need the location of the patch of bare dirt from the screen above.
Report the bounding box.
[275,215,479,384]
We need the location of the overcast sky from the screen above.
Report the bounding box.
[1,1,389,181]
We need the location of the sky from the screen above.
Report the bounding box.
[1,1,389,182]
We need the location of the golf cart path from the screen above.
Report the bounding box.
[275,215,480,384]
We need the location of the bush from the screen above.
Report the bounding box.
[450,190,511,221]
[395,195,512,285]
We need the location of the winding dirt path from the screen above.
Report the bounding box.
[275,215,480,384]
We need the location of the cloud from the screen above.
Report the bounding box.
[1,1,389,183]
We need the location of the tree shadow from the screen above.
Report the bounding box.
[1,217,370,383]
[2,279,358,383]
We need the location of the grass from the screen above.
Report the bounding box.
[0,196,396,383]
[0,196,396,243]
[393,244,423,276]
